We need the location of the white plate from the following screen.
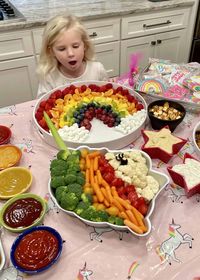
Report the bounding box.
[192,121,200,157]
[33,81,147,149]
[48,146,170,237]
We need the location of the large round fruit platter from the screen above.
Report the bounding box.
[48,146,169,237]
[33,81,147,149]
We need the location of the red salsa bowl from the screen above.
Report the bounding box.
[10,226,63,274]
[0,125,11,145]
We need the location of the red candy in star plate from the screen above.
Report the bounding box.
[167,153,200,197]
[141,126,187,163]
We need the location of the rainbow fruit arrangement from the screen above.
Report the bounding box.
[50,147,160,235]
[35,83,144,132]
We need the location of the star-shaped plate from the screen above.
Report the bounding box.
[141,126,187,163]
[167,153,200,197]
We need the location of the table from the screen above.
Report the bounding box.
[0,99,200,280]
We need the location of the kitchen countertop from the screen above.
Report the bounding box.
[0,0,195,31]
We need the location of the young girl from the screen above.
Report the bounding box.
[37,14,108,97]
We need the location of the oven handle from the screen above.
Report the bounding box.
[143,20,171,28]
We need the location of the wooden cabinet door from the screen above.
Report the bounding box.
[155,29,187,63]
[0,57,38,107]
[120,35,155,74]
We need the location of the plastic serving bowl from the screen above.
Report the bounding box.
[33,81,147,150]
[10,226,63,274]
[0,193,47,233]
[0,125,12,145]
[48,146,170,238]
[192,120,200,158]
[0,167,32,199]
[148,99,186,132]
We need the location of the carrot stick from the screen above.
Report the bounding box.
[89,165,94,186]
[85,169,90,184]
[112,198,125,212]
[105,184,113,204]
[92,182,104,203]
[115,196,132,210]
[96,170,103,185]
[86,155,91,169]
[131,207,147,232]
[126,210,139,226]
[100,188,110,206]
[124,219,144,234]
[88,151,101,158]
[94,175,98,184]
[93,156,99,171]
[119,211,129,220]
[111,186,119,197]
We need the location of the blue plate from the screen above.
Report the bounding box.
[10,225,63,274]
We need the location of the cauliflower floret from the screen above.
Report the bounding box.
[127,158,137,168]
[115,170,123,179]
[141,186,155,201]
[118,165,132,176]
[105,152,115,160]
[122,175,132,184]
[108,159,120,170]
[136,187,142,195]
[146,175,159,194]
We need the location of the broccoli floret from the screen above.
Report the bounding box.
[76,174,85,185]
[66,165,80,173]
[93,210,109,222]
[66,154,80,164]
[80,206,97,221]
[60,192,79,211]
[51,176,66,188]
[65,174,77,185]
[55,186,68,202]
[74,201,90,215]
[108,216,124,226]
[50,159,68,176]
[81,193,93,205]
[71,150,81,157]
[50,159,67,170]
[57,149,70,161]
[67,183,82,199]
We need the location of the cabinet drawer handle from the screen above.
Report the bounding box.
[151,41,156,46]
[89,31,97,38]
[157,39,162,44]
[143,20,171,29]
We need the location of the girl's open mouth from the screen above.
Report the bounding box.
[69,61,77,65]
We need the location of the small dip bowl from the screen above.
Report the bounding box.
[192,120,200,158]
[0,193,47,233]
[0,125,11,145]
[0,145,22,170]
[10,226,63,274]
[0,167,32,199]
[148,100,186,132]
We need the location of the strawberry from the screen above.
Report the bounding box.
[35,112,43,121]
[105,83,113,90]
[80,85,87,92]
[39,100,46,108]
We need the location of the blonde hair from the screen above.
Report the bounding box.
[37,14,95,78]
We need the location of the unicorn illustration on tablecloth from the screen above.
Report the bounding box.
[89,226,125,242]
[0,266,23,280]
[165,183,186,203]
[156,219,193,265]
[127,261,139,279]
[15,138,35,153]
[76,262,93,280]
[0,105,17,115]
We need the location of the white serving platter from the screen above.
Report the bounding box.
[48,146,170,237]
[33,81,147,150]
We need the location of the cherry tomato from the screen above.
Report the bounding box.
[112,178,124,188]
[138,203,148,216]
[127,191,138,203]
[103,172,115,184]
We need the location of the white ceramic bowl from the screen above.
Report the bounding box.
[0,235,5,271]
[48,146,170,237]
[33,81,147,150]
[193,121,200,158]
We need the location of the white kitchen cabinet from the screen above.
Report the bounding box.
[120,29,186,73]
[121,7,191,73]
[0,57,38,107]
